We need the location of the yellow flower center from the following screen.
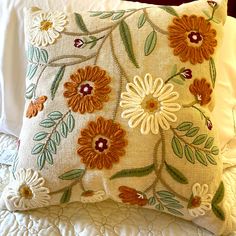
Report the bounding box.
[145,98,159,112]
[191,196,201,208]
[19,185,33,199]
[40,20,53,31]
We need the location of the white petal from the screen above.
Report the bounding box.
[144,73,153,94]
[157,114,170,130]
[121,107,143,119]
[160,91,179,103]
[199,184,209,196]
[140,114,153,135]
[152,78,164,96]
[151,114,159,134]
[128,111,147,129]
[160,110,177,122]
[133,75,147,94]
[161,102,181,112]
[156,84,174,100]
[192,183,201,196]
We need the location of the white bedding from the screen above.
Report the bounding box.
[0,133,236,236]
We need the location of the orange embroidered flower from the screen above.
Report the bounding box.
[118,186,148,206]
[189,79,212,106]
[77,117,127,169]
[26,96,47,118]
[168,15,217,64]
[63,66,111,114]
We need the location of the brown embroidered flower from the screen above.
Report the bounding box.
[168,15,217,64]
[26,96,47,118]
[63,66,111,114]
[189,79,212,106]
[118,186,148,206]
[77,117,127,169]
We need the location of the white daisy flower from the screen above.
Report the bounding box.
[29,11,67,47]
[2,169,50,211]
[120,73,181,135]
[188,183,213,217]
[80,190,106,203]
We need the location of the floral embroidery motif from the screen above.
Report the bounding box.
[3,169,50,211]
[80,190,106,203]
[189,79,212,106]
[187,183,212,217]
[74,38,84,48]
[168,15,217,64]
[26,96,47,118]
[63,66,111,114]
[29,11,67,47]
[119,186,148,206]
[180,69,192,80]
[120,73,181,134]
[77,117,127,169]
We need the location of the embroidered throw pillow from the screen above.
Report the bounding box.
[1,0,234,234]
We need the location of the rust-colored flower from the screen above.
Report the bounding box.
[189,79,212,106]
[118,186,148,206]
[168,15,217,64]
[26,96,47,118]
[77,117,127,169]
[63,66,111,114]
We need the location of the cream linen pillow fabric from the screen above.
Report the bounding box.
[1,0,235,234]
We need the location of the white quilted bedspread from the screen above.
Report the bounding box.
[0,133,235,236]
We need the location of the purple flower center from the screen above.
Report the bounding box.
[95,138,108,152]
[188,32,202,44]
[79,83,93,96]
[74,39,84,48]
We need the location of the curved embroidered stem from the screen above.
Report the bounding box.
[33,65,47,98]
[62,26,113,37]
[170,126,212,154]
[50,179,81,195]
[143,9,168,35]
[165,72,183,84]
[182,101,198,108]
[48,55,87,63]
[159,176,189,202]
[207,7,217,22]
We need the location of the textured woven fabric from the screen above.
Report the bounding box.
[1,0,234,234]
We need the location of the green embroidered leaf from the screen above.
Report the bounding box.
[159,6,179,17]
[204,137,214,149]
[211,146,219,155]
[176,122,193,132]
[166,207,184,216]
[25,83,35,99]
[195,150,208,166]
[119,20,139,68]
[28,44,34,61]
[51,66,66,100]
[34,47,40,62]
[209,57,217,88]
[185,127,199,137]
[138,13,146,29]
[160,197,179,204]
[212,204,225,221]
[157,191,175,198]
[31,143,44,155]
[67,113,75,132]
[40,118,55,128]
[60,187,72,204]
[59,169,85,180]
[60,121,68,138]
[47,139,57,154]
[48,111,63,120]
[165,162,188,184]
[184,145,195,164]
[144,31,157,56]
[52,131,61,146]
[90,11,103,17]
[37,152,46,170]
[171,77,185,85]
[40,49,48,63]
[212,181,224,205]
[148,197,156,206]
[100,12,113,19]
[155,204,164,211]
[110,164,154,180]
[166,203,184,209]
[192,134,208,145]
[45,149,53,164]
[170,64,177,76]
[206,154,217,165]
[112,11,125,20]
[171,136,183,158]
[75,13,89,33]
[27,64,38,80]
[33,132,48,141]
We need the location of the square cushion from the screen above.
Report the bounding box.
[1,0,234,234]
